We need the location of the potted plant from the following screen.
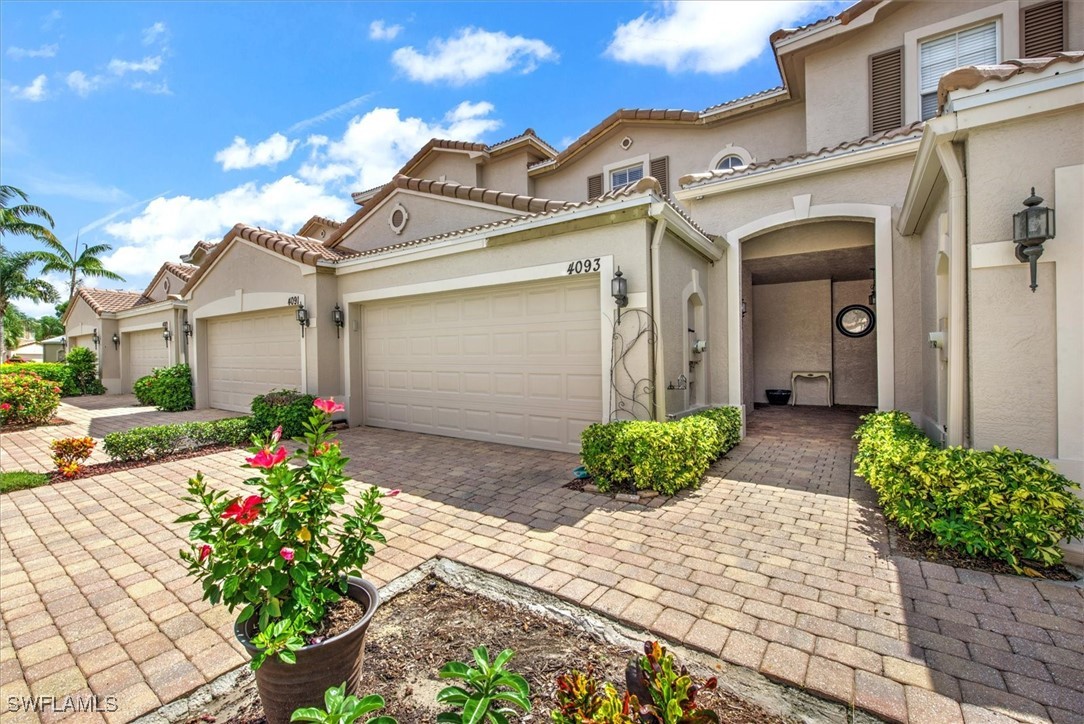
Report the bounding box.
[177,397,395,724]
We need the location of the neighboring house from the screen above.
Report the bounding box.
[164,1,1079,558]
[62,262,196,392]
[40,335,66,362]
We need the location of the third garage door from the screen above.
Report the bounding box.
[207,309,302,412]
[363,277,602,452]
[128,329,169,386]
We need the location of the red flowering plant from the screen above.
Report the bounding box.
[177,397,391,668]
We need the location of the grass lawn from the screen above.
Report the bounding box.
[0,471,50,493]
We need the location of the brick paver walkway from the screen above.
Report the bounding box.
[1,405,1082,723]
[0,396,238,473]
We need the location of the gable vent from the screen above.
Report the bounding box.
[650,156,670,198]
[587,173,603,201]
[870,47,904,134]
[1022,1,1065,58]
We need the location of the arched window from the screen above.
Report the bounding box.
[709,145,753,172]
[715,154,745,171]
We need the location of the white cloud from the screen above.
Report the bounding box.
[369,20,403,41]
[143,22,168,46]
[287,93,374,134]
[102,176,353,276]
[130,79,171,95]
[606,1,839,74]
[215,133,300,171]
[298,101,501,190]
[108,55,163,76]
[391,27,556,85]
[11,74,48,101]
[7,44,58,60]
[42,10,62,31]
[66,70,105,97]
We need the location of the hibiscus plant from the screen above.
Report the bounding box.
[178,397,393,668]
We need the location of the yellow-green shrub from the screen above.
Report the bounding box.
[854,411,1084,571]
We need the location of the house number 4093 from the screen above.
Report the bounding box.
[566,258,601,275]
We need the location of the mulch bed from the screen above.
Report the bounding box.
[1,417,73,432]
[46,444,240,485]
[187,577,791,724]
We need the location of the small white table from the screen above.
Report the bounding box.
[790,371,832,406]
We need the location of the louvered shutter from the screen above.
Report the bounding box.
[587,174,602,200]
[1022,1,1065,57]
[649,156,670,198]
[870,47,903,133]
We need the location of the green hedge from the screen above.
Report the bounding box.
[854,411,1084,571]
[133,364,194,411]
[0,362,77,396]
[251,389,316,439]
[580,406,742,495]
[102,417,253,461]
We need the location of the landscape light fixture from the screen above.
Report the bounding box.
[1012,187,1056,292]
[92,328,100,349]
[611,268,628,322]
[296,304,310,337]
[112,333,120,350]
[162,323,172,345]
[332,304,345,338]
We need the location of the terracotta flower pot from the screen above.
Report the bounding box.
[234,576,380,724]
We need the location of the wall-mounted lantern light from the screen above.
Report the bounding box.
[112,333,120,350]
[1013,187,1056,292]
[296,304,310,337]
[182,320,192,340]
[332,304,345,338]
[868,268,877,306]
[162,322,172,345]
[92,328,100,349]
[741,299,747,318]
[611,268,628,322]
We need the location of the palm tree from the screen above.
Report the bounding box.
[0,247,60,357]
[36,233,125,300]
[0,185,58,245]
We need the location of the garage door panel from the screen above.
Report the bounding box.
[207,310,300,412]
[128,330,170,387]
[363,277,601,452]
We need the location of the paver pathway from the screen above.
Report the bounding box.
[1,405,1082,723]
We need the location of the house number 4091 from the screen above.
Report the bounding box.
[566,258,601,275]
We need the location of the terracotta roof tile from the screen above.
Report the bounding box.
[679,121,925,189]
[327,175,570,248]
[73,288,149,315]
[701,86,786,116]
[162,262,198,282]
[938,52,1084,111]
[769,0,882,43]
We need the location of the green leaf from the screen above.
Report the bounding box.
[439,661,471,680]
[462,696,491,724]
[436,686,470,705]
[289,707,325,721]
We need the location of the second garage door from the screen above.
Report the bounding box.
[362,277,602,453]
[128,329,170,386]
[207,309,302,412]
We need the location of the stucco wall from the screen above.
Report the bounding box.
[743,219,873,259]
[917,178,950,441]
[145,269,188,303]
[658,229,713,416]
[338,193,520,254]
[483,150,534,196]
[831,280,878,406]
[533,104,807,202]
[63,298,120,390]
[411,151,481,187]
[752,280,832,405]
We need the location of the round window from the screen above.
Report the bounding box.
[388,203,409,235]
[835,304,876,338]
[715,154,745,171]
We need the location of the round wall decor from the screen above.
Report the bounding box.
[835,304,875,337]
[389,203,409,235]
[620,136,634,150]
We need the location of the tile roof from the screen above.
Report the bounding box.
[327,175,571,248]
[486,127,559,156]
[938,52,1084,111]
[180,240,217,264]
[769,0,882,43]
[701,87,787,116]
[679,121,925,189]
[72,288,149,315]
[162,262,198,282]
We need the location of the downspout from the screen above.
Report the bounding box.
[650,218,668,421]
[934,139,967,447]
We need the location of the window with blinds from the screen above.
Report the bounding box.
[919,21,998,120]
[1022,1,1065,58]
[610,163,644,191]
[870,47,904,133]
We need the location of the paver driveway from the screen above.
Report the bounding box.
[1,404,1082,723]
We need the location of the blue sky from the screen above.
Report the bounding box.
[1,1,845,317]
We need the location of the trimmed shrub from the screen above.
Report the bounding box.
[65,347,106,395]
[251,389,316,439]
[133,374,156,406]
[0,362,77,396]
[103,417,253,461]
[580,406,742,495]
[1,371,62,426]
[50,436,96,479]
[854,411,1084,571]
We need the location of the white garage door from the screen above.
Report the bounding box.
[363,277,602,453]
[128,329,169,386]
[207,309,302,412]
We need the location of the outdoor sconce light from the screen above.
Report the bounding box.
[296,304,310,337]
[611,268,628,322]
[868,268,876,306]
[162,322,172,345]
[92,328,100,349]
[331,303,345,338]
[1013,187,1055,292]
[182,320,192,340]
[112,333,120,350]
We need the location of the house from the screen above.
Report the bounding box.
[114,0,1081,559]
[62,261,196,392]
